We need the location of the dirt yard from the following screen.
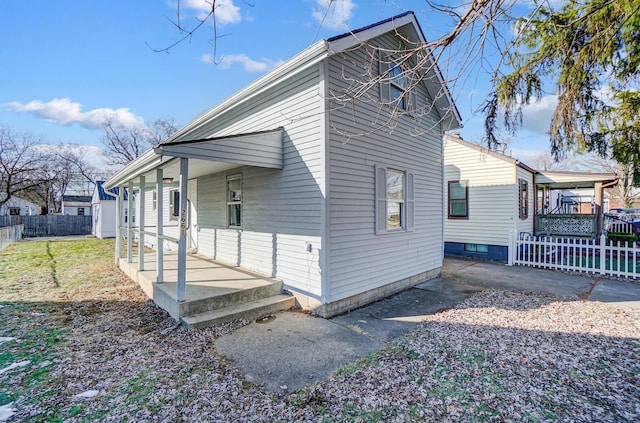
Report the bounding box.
[1,238,639,422]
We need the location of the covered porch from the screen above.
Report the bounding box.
[104,128,296,326]
[534,171,619,238]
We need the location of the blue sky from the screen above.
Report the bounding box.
[0,0,557,164]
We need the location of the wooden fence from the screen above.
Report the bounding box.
[509,231,640,279]
[0,224,23,251]
[0,215,92,237]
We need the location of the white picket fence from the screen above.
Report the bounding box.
[508,231,640,279]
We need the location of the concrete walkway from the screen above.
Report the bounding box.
[215,258,640,392]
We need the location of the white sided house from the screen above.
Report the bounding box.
[62,195,92,216]
[0,196,39,217]
[92,181,120,239]
[444,134,535,261]
[105,12,461,323]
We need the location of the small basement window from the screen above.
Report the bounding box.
[465,243,489,253]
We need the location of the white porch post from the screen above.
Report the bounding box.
[127,181,134,263]
[177,158,189,303]
[138,175,146,271]
[115,185,123,265]
[156,168,164,283]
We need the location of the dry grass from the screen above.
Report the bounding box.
[1,239,639,422]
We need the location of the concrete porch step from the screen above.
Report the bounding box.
[179,280,285,316]
[181,294,296,329]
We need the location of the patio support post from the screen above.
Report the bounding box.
[127,181,134,263]
[138,175,146,271]
[115,185,123,265]
[177,158,189,303]
[156,168,164,283]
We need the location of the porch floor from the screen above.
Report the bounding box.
[119,251,287,321]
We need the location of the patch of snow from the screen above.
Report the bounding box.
[0,360,30,375]
[0,403,16,422]
[73,390,99,399]
[0,337,17,345]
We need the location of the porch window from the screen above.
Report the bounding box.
[448,180,468,219]
[519,179,528,219]
[152,190,157,211]
[170,189,180,220]
[227,174,242,228]
[375,165,415,234]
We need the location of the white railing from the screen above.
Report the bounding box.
[508,231,640,279]
[0,224,24,251]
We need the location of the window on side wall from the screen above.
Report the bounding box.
[227,174,242,228]
[169,189,180,220]
[77,207,85,216]
[379,53,417,113]
[152,190,157,211]
[519,178,528,219]
[448,180,468,219]
[375,165,415,234]
[9,207,19,216]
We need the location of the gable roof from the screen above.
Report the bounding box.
[445,134,536,174]
[165,12,461,145]
[62,195,92,203]
[95,180,119,201]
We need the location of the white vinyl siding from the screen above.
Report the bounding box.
[326,34,445,302]
[444,137,535,247]
[187,65,324,297]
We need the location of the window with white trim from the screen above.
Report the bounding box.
[379,53,417,113]
[77,207,85,216]
[152,190,157,211]
[375,165,414,234]
[8,207,19,216]
[227,174,242,228]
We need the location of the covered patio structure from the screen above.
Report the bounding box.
[534,171,619,238]
[104,129,295,326]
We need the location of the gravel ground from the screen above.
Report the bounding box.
[5,284,640,422]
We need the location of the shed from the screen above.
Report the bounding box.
[62,195,92,216]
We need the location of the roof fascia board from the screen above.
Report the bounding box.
[327,13,461,130]
[104,150,165,189]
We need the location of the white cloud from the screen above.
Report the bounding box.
[201,53,283,72]
[4,98,144,130]
[313,0,357,30]
[183,0,241,25]
[521,95,557,134]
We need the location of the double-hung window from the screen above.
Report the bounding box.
[379,53,417,113]
[227,174,242,228]
[448,180,468,219]
[375,165,415,234]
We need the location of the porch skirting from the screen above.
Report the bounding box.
[289,267,441,318]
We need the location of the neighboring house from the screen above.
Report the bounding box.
[105,12,462,318]
[62,195,92,216]
[444,134,536,261]
[444,134,618,260]
[92,181,120,238]
[0,196,39,217]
